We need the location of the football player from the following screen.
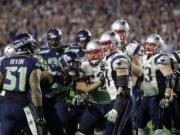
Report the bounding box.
[168,51,180,135]
[54,51,89,135]
[64,29,92,58]
[136,34,173,135]
[99,31,134,135]
[111,19,143,78]
[38,27,66,135]
[0,33,45,135]
[111,19,144,134]
[75,39,110,135]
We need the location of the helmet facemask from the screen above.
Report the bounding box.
[86,48,103,66]
[111,19,129,46]
[144,34,165,56]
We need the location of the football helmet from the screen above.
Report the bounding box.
[3,44,16,57]
[47,28,62,48]
[144,34,165,55]
[85,39,103,66]
[99,31,121,56]
[13,33,36,54]
[75,29,92,49]
[60,51,81,77]
[111,19,129,45]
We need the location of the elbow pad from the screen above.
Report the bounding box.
[116,75,129,89]
[164,74,175,89]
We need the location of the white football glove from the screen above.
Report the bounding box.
[159,98,170,109]
[105,109,118,123]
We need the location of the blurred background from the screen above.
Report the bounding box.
[0,0,179,54]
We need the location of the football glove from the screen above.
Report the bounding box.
[105,109,118,123]
[71,94,85,107]
[159,97,170,109]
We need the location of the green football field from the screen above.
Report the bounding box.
[147,121,171,135]
[47,121,171,135]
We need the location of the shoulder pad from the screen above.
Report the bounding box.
[38,48,50,55]
[125,41,144,56]
[112,54,130,70]
[155,54,171,65]
[64,46,80,53]
[169,52,180,64]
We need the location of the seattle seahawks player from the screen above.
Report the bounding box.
[99,31,134,135]
[64,29,92,58]
[54,51,90,135]
[0,33,45,135]
[136,34,173,135]
[38,27,65,135]
[75,39,111,135]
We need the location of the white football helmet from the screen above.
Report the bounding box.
[99,31,121,56]
[4,44,16,57]
[144,34,165,55]
[85,39,103,66]
[111,19,129,45]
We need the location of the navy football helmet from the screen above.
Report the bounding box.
[75,29,92,49]
[47,28,62,48]
[12,33,36,54]
[60,51,81,77]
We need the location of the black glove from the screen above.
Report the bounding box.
[34,106,46,126]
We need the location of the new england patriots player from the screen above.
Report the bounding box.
[38,27,66,135]
[75,39,110,135]
[111,19,143,78]
[136,34,174,135]
[168,51,180,135]
[0,33,45,135]
[111,19,144,134]
[99,31,134,135]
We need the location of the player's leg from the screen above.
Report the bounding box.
[114,95,135,135]
[76,103,98,135]
[136,96,151,135]
[149,96,165,134]
[172,94,180,135]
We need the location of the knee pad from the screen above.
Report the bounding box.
[172,128,180,135]
[75,131,86,135]
[94,129,104,135]
[154,129,166,135]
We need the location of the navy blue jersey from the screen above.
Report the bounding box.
[0,56,42,93]
[39,47,64,72]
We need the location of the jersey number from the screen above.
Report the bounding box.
[144,67,152,82]
[3,67,27,92]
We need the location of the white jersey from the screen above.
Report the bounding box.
[101,51,132,100]
[142,53,171,96]
[80,59,111,104]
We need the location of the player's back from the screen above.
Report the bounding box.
[1,55,39,101]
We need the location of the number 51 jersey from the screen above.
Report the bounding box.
[0,55,42,94]
[142,54,171,96]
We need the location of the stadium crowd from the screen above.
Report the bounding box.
[0,0,179,53]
